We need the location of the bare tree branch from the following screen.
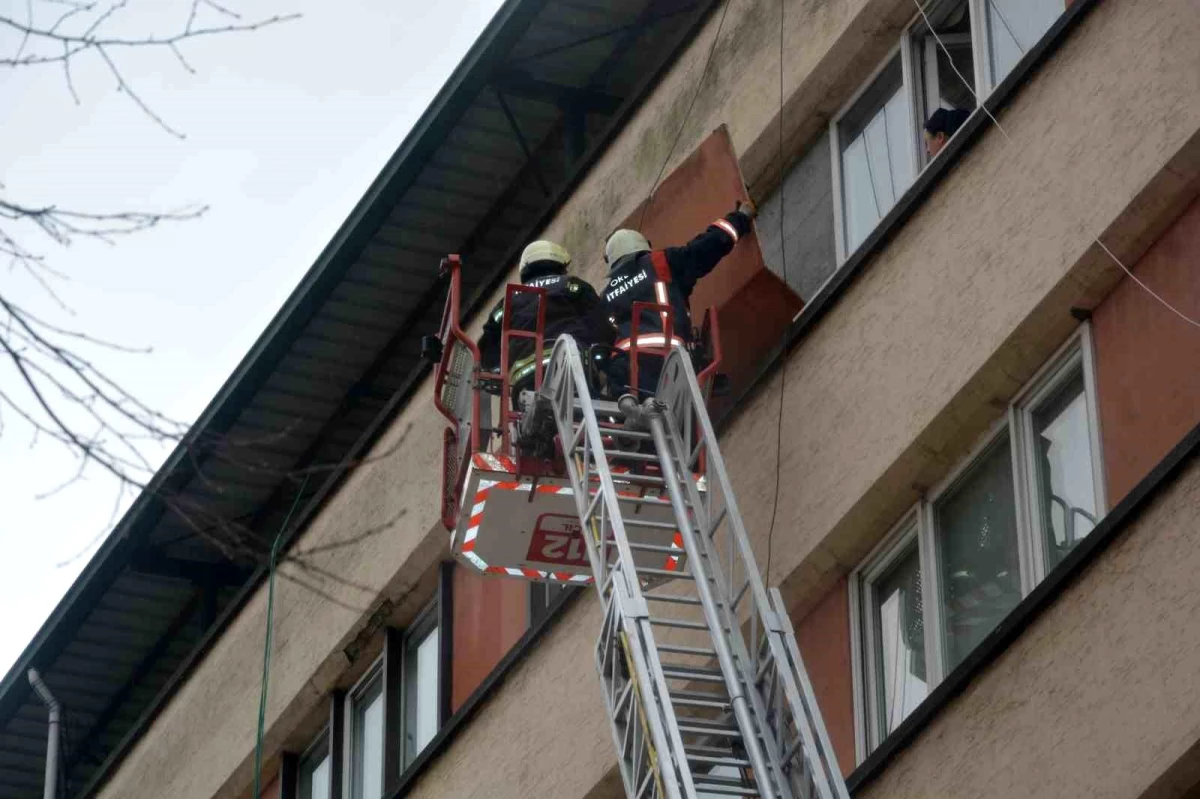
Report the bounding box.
[0,2,414,615]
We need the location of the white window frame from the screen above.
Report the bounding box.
[1010,324,1107,586]
[400,602,441,769]
[850,323,1106,761]
[344,657,385,799]
[829,0,1072,262]
[830,41,919,264]
[849,508,936,760]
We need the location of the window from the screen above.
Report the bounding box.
[933,436,1022,670]
[909,0,976,168]
[402,609,440,768]
[834,52,917,256]
[979,0,1063,88]
[830,0,1069,261]
[857,522,930,749]
[349,665,385,799]
[1016,348,1104,577]
[852,327,1105,757]
[299,734,331,799]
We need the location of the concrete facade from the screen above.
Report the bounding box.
[93,0,1200,797]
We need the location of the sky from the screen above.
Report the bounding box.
[0,0,505,676]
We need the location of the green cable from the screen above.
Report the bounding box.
[253,474,311,799]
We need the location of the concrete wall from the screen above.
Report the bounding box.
[95,0,1200,796]
[856,454,1200,799]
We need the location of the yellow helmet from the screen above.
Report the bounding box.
[518,240,571,280]
[604,229,650,266]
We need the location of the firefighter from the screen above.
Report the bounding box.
[602,200,756,397]
[478,240,615,398]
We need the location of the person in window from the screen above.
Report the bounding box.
[923,107,972,160]
[478,240,615,398]
[601,200,756,399]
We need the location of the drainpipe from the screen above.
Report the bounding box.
[27,669,60,799]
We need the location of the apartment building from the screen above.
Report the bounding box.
[2,0,1198,797]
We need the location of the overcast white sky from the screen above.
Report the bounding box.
[0,0,505,676]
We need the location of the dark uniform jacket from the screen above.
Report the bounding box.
[600,211,753,397]
[478,272,615,381]
[601,210,753,350]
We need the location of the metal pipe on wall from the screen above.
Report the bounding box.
[28,669,60,799]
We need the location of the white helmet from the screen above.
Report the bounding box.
[518,240,571,280]
[604,229,650,266]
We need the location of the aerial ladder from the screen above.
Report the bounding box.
[426,255,849,799]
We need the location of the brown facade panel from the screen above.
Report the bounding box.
[1094,197,1200,504]
[793,577,856,777]
[451,566,529,711]
[618,126,802,413]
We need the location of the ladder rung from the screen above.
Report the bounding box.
[644,594,702,605]
[692,782,758,797]
[623,518,678,530]
[686,752,752,768]
[657,643,716,657]
[580,447,659,462]
[662,666,725,684]
[638,567,697,579]
[676,716,739,733]
[598,428,654,440]
[672,696,732,712]
[606,493,672,507]
[648,617,708,630]
[678,722,741,737]
[625,541,682,554]
[593,471,665,486]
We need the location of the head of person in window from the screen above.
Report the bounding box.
[923,108,971,160]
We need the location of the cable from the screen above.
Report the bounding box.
[252,474,311,799]
[764,0,788,585]
[639,0,735,230]
[913,0,1200,330]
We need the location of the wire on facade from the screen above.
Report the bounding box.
[764,0,789,585]
[639,0,734,230]
[914,0,1200,330]
[253,473,311,799]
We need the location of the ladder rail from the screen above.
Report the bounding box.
[540,335,696,799]
[647,413,784,799]
[655,345,848,799]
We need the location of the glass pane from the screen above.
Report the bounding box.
[351,680,384,799]
[935,437,1021,670]
[1032,369,1098,569]
[987,0,1062,83]
[300,749,330,799]
[870,543,927,738]
[839,57,914,252]
[405,624,440,766]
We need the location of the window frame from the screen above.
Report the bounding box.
[400,602,441,769]
[344,657,385,799]
[298,728,331,799]
[1010,324,1107,585]
[850,324,1106,761]
[829,0,1072,265]
[830,41,920,264]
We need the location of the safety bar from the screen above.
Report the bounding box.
[498,282,548,451]
[627,301,676,395]
[431,255,482,452]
